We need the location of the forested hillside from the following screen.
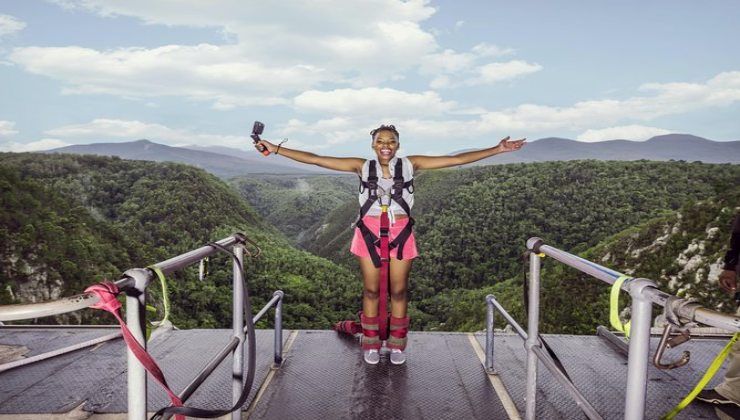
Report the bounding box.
[422,188,740,334]
[0,153,361,328]
[306,160,738,288]
[231,174,355,244]
[228,161,740,333]
[2,154,738,335]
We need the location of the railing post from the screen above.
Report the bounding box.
[273,290,284,368]
[123,268,152,420]
[624,278,656,420]
[524,248,542,420]
[485,294,496,374]
[232,245,246,420]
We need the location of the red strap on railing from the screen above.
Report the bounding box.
[85,282,184,420]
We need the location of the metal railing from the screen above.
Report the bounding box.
[484,237,740,420]
[0,233,284,420]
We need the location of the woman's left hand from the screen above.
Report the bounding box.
[498,136,526,152]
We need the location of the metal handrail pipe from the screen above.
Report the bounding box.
[159,336,242,420]
[153,234,245,276]
[486,294,528,340]
[0,331,122,373]
[0,324,120,329]
[0,276,134,322]
[639,287,740,332]
[531,241,625,286]
[524,252,542,420]
[251,292,282,326]
[231,245,246,420]
[273,290,284,367]
[528,238,740,333]
[0,234,245,322]
[532,345,604,420]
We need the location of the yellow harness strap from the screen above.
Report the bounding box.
[147,265,171,328]
[662,333,740,419]
[610,275,632,339]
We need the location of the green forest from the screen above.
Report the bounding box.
[1,152,738,335]
[0,153,361,329]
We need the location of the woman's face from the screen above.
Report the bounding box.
[372,129,399,162]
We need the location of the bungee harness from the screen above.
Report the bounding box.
[355,158,415,269]
[335,158,414,345]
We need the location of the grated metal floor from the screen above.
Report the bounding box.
[0,327,737,419]
[247,330,508,420]
[0,327,286,414]
[476,332,734,420]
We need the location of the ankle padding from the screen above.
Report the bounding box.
[387,316,409,350]
[361,314,381,350]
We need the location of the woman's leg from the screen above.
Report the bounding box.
[357,256,380,316]
[388,258,412,358]
[389,258,412,317]
[357,256,382,359]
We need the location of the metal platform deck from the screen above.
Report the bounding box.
[0,327,735,419]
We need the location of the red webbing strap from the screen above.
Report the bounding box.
[85,282,185,420]
[379,208,390,341]
[333,320,362,335]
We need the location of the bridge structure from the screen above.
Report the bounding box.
[1,233,739,419]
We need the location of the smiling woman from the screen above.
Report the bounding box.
[254,124,525,365]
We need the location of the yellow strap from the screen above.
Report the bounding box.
[147,265,171,327]
[662,333,740,419]
[610,275,632,339]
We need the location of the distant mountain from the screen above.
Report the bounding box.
[44,134,738,178]
[183,144,328,173]
[470,134,740,165]
[46,139,328,178]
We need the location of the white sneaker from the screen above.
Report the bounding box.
[390,349,406,365]
[363,349,380,365]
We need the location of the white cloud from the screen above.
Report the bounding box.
[0,120,19,137]
[473,60,543,84]
[44,118,250,148]
[14,1,443,107]
[0,138,70,152]
[279,118,362,147]
[257,71,740,148]
[293,87,457,117]
[419,44,529,88]
[11,45,326,104]
[0,14,26,37]
[577,125,672,142]
[471,43,515,58]
[467,71,740,134]
[13,1,535,106]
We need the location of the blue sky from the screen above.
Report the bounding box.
[1,0,739,157]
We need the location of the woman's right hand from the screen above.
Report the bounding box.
[254,139,277,154]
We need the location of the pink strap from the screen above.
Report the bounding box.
[378,210,390,341]
[85,282,185,420]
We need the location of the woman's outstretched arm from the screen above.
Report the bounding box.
[254,139,364,174]
[408,136,525,170]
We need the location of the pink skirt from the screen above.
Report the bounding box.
[350,216,418,260]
